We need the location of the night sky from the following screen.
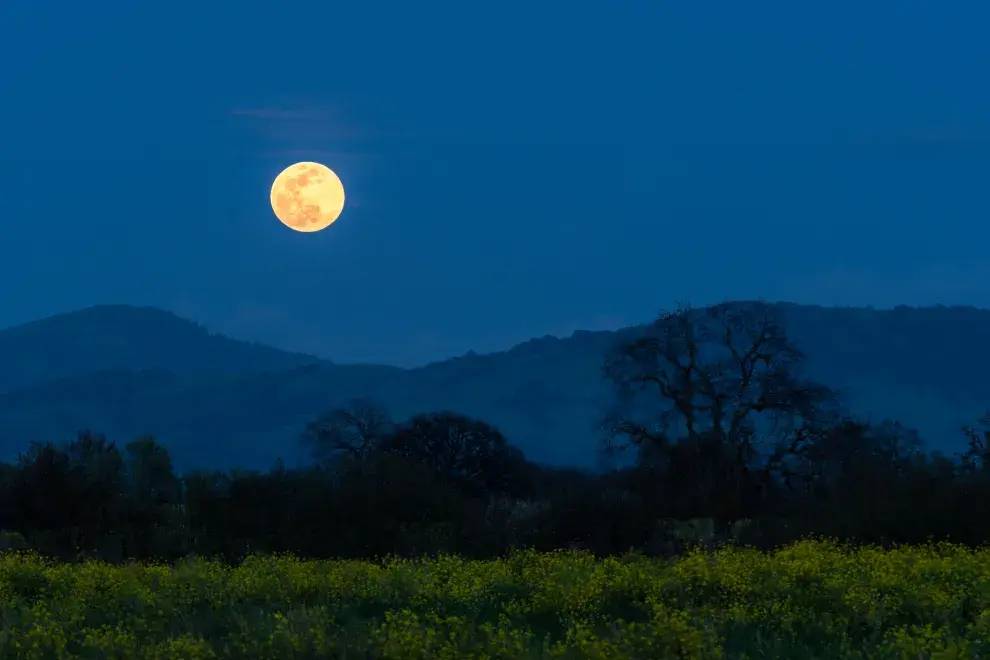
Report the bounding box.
[1,1,988,366]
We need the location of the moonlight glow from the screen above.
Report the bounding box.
[269,162,346,232]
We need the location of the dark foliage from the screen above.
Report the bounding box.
[4,303,990,563]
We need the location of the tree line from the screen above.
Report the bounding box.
[3,301,990,564]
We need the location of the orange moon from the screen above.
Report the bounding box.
[269,162,346,232]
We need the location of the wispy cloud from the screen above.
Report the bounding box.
[256,148,379,162]
[227,101,390,181]
[228,99,472,150]
[231,103,369,143]
[229,107,328,121]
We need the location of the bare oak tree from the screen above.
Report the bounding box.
[302,398,394,467]
[603,301,837,519]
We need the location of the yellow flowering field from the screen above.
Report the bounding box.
[1,539,990,658]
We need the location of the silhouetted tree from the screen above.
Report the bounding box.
[302,398,394,467]
[755,419,928,544]
[121,436,183,559]
[768,419,920,497]
[329,451,465,558]
[182,470,233,558]
[66,431,126,558]
[605,302,836,452]
[4,433,125,559]
[603,302,838,526]
[960,412,990,475]
[381,411,527,499]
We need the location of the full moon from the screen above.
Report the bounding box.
[269,161,346,232]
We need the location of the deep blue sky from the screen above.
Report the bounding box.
[1,2,988,367]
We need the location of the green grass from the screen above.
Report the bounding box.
[0,539,989,658]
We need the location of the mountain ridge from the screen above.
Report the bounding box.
[0,304,328,392]
[0,302,987,471]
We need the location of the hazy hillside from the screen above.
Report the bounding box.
[0,303,986,472]
[0,305,328,391]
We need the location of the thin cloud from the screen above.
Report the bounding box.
[258,148,379,161]
[230,102,371,143]
[229,108,327,121]
[229,100,473,146]
[229,102,384,173]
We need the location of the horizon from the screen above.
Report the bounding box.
[3,298,988,369]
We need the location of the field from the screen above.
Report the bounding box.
[0,540,989,659]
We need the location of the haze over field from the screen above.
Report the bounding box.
[0,302,985,473]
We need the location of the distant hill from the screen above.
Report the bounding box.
[0,303,986,472]
[0,305,326,391]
